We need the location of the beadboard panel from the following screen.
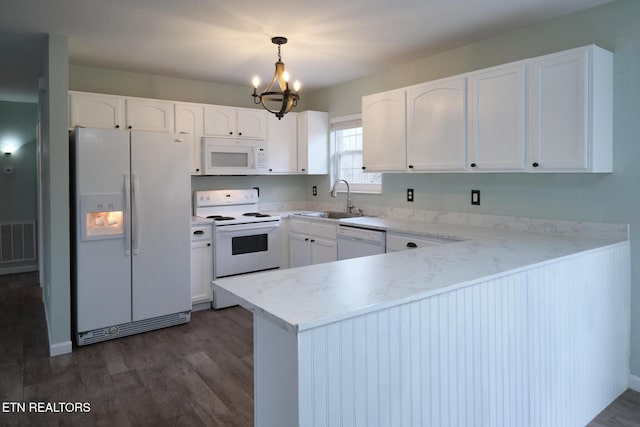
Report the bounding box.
[292,243,629,427]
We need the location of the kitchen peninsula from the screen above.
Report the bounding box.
[213,214,630,427]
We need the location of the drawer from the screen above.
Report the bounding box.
[191,225,212,242]
[386,232,452,252]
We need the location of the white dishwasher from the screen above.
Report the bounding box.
[337,225,386,260]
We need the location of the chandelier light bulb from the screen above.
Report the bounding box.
[283,71,290,82]
[252,75,261,88]
[293,80,301,92]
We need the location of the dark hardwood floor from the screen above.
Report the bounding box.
[1,271,639,426]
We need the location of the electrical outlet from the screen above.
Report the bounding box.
[471,189,480,205]
[3,166,15,175]
[312,186,317,196]
[407,188,414,202]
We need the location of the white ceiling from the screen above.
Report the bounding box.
[0,0,613,102]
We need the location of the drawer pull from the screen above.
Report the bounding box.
[406,242,417,248]
[193,230,205,235]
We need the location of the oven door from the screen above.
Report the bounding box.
[214,221,282,278]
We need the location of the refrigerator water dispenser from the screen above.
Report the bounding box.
[80,194,125,240]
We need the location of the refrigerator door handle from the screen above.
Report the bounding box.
[132,173,141,255]
[124,174,131,256]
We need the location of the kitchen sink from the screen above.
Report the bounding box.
[296,211,366,219]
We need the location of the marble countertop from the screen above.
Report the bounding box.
[212,213,628,333]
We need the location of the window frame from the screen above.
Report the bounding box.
[330,114,382,194]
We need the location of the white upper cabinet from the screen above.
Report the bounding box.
[467,62,527,171]
[528,45,612,172]
[203,105,267,139]
[69,91,125,129]
[266,112,298,174]
[297,111,329,174]
[362,89,407,172]
[361,45,612,174]
[125,98,175,132]
[406,76,467,171]
[175,102,204,175]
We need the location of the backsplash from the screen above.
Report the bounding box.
[259,201,629,241]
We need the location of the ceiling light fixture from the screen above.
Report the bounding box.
[251,36,300,120]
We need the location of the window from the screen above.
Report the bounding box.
[331,114,382,193]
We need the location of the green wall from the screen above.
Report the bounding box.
[41,34,71,353]
[0,101,38,223]
[308,0,640,376]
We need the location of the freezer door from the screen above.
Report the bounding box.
[74,128,133,332]
[130,131,191,321]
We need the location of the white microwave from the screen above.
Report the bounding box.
[202,138,268,175]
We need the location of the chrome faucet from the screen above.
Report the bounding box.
[330,179,354,213]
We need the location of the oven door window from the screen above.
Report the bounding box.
[232,234,268,255]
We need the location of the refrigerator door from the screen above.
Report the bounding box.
[75,128,133,332]
[130,131,191,321]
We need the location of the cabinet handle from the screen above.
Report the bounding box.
[207,243,211,247]
[301,168,306,172]
[362,166,366,170]
[532,162,539,168]
[229,131,233,135]
[193,230,204,235]
[304,238,309,241]
[238,132,242,136]
[115,125,120,129]
[408,165,414,169]
[178,131,189,135]
[128,125,132,129]
[310,239,315,243]
[470,163,477,168]
[407,242,418,248]
[269,168,273,172]
[196,168,200,172]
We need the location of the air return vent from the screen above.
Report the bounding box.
[0,222,36,263]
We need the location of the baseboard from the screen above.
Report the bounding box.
[42,297,73,357]
[0,264,38,275]
[49,340,72,357]
[629,374,640,392]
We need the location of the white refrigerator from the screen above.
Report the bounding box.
[71,127,192,345]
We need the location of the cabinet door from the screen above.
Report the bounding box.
[297,111,329,174]
[69,91,125,129]
[310,237,337,265]
[267,112,298,173]
[175,103,204,175]
[407,77,467,171]
[289,233,311,268]
[203,105,236,137]
[191,240,212,304]
[468,63,526,171]
[529,49,588,171]
[125,98,175,132]
[237,108,267,139]
[362,89,407,172]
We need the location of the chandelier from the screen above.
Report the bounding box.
[251,36,300,120]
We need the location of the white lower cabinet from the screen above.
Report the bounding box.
[190,224,212,308]
[288,218,337,268]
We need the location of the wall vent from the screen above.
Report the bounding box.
[0,222,36,263]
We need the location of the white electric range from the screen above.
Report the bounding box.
[193,189,282,309]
